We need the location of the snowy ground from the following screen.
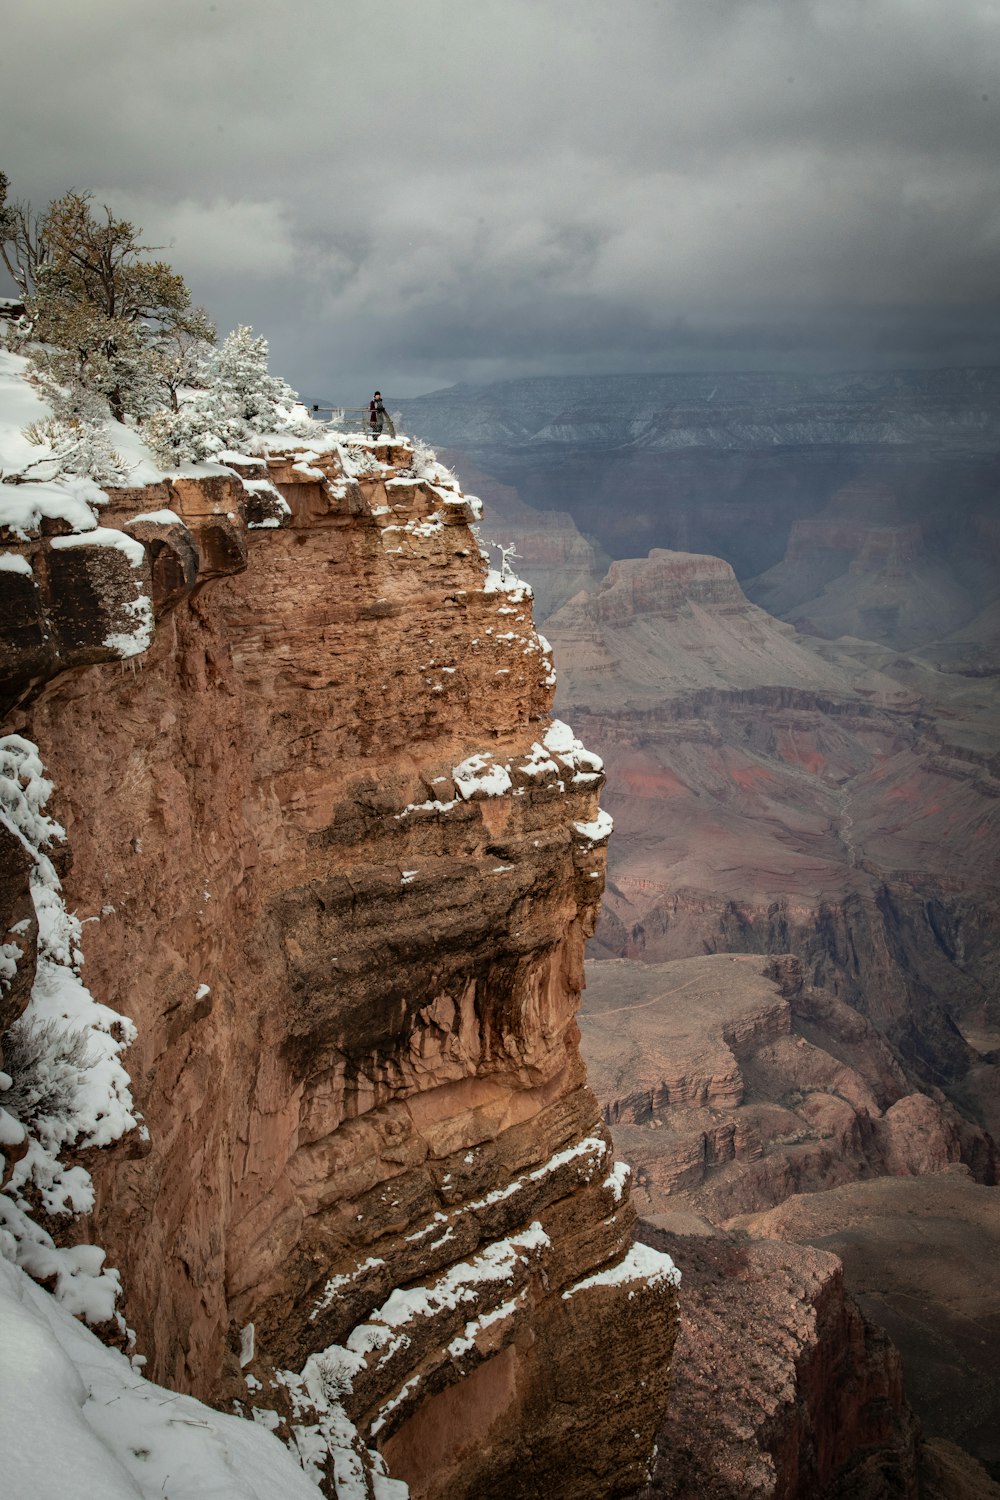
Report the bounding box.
[0,1255,322,1500]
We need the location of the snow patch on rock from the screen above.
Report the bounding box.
[0,735,137,1325]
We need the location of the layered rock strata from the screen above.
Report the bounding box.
[0,435,678,1497]
[397,368,1000,583]
[738,1172,1000,1481]
[748,483,981,649]
[580,954,993,1221]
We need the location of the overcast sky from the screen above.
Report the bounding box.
[3,0,1000,400]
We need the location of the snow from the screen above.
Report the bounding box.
[444,1294,521,1364]
[218,450,259,466]
[0,1255,323,1500]
[128,508,183,526]
[574,808,614,845]
[48,528,153,657]
[395,716,609,857]
[103,601,153,658]
[348,1223,550,1355]
[0,346,59,476]
[97,416,170,487]
[240,1322,256,1367]
[286,1227,550,1490]
[481,567,532,601]
[0,347,170,490]
[241,474,292,529]
[0,736,137,1319]
[395,797,458,819]
[544,718,604,775]
[0,550,32,574]
[518,744,561,779]
[604,1161,631,1203]
[465,1135,608,1214]
[50,526,146,568]
[561,1242,681,1300]
[309,1256,386,1322]
[452,752,513,800]
[0,474,105,539]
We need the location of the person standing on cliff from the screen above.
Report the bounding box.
[369,390,386,440]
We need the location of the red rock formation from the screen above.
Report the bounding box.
[545,546,1000,1117]
[0,437,678,1497]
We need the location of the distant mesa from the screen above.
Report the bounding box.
[545,544,910,708]
[747,481,981,649]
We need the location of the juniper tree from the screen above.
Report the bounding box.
[145,326,312,464]
[3,184,213,422]
[0,170,48,299]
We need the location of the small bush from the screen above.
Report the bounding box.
[3,1018,93,1130]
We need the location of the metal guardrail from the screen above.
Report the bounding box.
[311,403,397,437]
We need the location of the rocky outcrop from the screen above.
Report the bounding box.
[736,1171,1000,1481]
[0,434,678,1497]
[544,548,1000,1108]
[546,548,914,707]
[633,1221,922,1500]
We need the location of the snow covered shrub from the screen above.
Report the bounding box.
[16,189,213,423]
[22,380,131,484]
[2,1019,93,1135]
[143,325,315,464]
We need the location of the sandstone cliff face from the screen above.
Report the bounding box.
[0,435,678,1497]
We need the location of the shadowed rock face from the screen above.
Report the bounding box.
[581,956,1000,1492]
[0,441,677,1499]
[736,1174,1000,1482]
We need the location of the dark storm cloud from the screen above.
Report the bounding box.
[3,0,1000,397]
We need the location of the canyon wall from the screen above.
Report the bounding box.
[0,434,678,1498]
[541,545,1000,1483]
[544,549,1000,1110]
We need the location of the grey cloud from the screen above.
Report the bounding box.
[3,0,1000,399]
